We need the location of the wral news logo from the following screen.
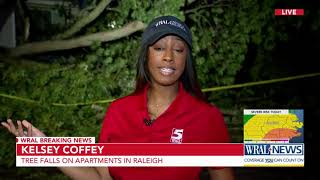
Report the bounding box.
[245,144,304,155]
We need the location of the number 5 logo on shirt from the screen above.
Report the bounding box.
[170,128,184,143]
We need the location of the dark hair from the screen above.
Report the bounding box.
[134,43,206,102]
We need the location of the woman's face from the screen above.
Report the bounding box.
[147,35,187,87]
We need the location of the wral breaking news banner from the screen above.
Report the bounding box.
[16,109,304,167]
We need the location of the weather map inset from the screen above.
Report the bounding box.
[244,109,304,143]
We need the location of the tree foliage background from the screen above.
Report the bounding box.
[0,0,318,179]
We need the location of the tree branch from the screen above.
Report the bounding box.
[7,21,146,57]
[184,0,231,14]
[53,0,112,40]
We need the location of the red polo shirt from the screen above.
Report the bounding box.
[99,83,230,180]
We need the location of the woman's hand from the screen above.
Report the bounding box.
[1,119,114,180]
[1,119,46,137]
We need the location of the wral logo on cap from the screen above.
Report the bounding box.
[155,20,187,32]
[141,15,192,48]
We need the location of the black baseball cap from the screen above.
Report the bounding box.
[141,15,192,48]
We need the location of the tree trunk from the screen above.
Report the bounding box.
[7,21,146,57]
[53,0,112,40]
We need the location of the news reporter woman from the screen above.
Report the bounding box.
[2,16,234,180]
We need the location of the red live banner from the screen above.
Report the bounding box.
[16,143,243,156]
[275,9,304,16]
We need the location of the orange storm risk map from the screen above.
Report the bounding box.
[243,109,304,143]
